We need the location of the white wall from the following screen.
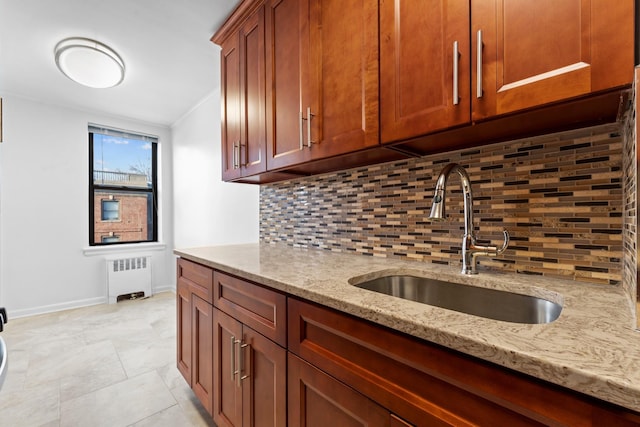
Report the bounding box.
[172,89,259,248]
[0,95,175,317]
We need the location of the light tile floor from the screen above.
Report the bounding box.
[0,292,215,427]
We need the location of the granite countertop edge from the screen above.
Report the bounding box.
[174,242,640,412]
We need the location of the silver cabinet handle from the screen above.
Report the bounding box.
[240,342,250,384]
[242,143,248,167]
[306,107,315,147]
[299,111,305,150]
[230,336,237,381]
[453,41,459,105]
[476,30,483,99]
[232,141,240,169]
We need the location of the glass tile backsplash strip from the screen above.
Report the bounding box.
[260,123,624,285]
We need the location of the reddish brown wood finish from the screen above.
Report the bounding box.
[214,308,243,427]
[288,298,640,426]
[239,6,267,177]
[192,295,214,415]
[265,0,379,170]
[288,353,391,427]
[302,0,380,159]
[380,0,471,144]
[242,323,287,427]
[177,258,214,304]
[220,31,242,181]
[265,0,307,169]
[214,308,287,427]
[176,278,192,385]
[177,259,214,416]
[219,4,267,181]
[472,0,634,120]
[213,271,287,347]
[215,0,633,184]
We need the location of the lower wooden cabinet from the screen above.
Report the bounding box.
[176,277,214,415]
[288,352,411,427]
[213,307,287,427]
[288,298,640,426]
[177,258,640,426]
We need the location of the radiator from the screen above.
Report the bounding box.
[106,256,152,304]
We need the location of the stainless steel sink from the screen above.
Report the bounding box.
[352,275,562,324]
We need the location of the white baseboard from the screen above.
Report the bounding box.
[152,284,175,294]
[10,296,107,319]
[9,284,176,319]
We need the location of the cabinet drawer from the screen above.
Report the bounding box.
[288,298,640,426]
[177,258,214,303]
[213,271,286,347]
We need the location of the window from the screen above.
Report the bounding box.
[89,125,158,245]
[101,199,120,221]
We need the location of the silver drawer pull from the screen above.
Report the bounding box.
[453,41,460,105]
[476,29,483,99]
[306,107,315,147]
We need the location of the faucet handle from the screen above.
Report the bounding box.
[496,229,509,255]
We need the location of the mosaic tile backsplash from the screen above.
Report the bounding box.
[260,123,624,285]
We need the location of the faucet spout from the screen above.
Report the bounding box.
[429,163,509,275]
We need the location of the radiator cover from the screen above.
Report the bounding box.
[106,256,152,304]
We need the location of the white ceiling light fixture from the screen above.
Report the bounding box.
[54,37,125,89]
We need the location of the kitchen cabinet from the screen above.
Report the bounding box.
[176,258,214,415]
[288,353,398,427]
[380,0,471,143]
[218,2,267,181]
[212,271,287,427]
[265,0,379,170]
[381,0,634,144]
[472,0,633,120]
[288,297,640,426]
[177,255,640,425]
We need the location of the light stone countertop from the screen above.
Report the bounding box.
[174,242,640,412]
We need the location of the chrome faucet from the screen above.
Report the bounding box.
[428,163,509,275]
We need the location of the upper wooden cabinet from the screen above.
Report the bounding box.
[380,0,471,143]
[380,0,634,144]
[219,4,267,181]
[215,0,634,181]
[472,0,634,120]
[265,0,379,170]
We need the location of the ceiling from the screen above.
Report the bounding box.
[0,0,240,126]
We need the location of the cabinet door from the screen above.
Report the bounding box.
[239,6,267,177]
[472,0,634,120]
[214,308,243,427]
[176,280,192,384]
[265,0,308,170]
[380,0,470,143]
[221,31,242,181]
[303,0,379,159]
[192,295,214,416]
[241,326,286,427]
[220,6,267,180]
[288,353,390,427]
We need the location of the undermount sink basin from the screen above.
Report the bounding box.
[352,275,562,324]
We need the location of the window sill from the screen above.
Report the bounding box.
[83,242,167,257]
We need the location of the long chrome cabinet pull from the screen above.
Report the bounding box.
[232,141,240,169]
[476,29,483,99]
[299,111,305,150]
[306,107,315,147]
[453,41,459,105]
[239,342,250,384]
[230,336,237,381]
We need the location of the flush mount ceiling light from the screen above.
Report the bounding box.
[54,37,125,89]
